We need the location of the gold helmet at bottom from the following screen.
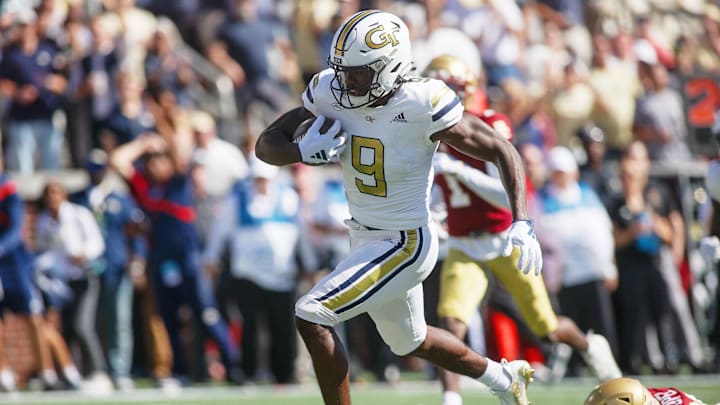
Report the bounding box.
[584,378,659,405]
[422,55,478,105]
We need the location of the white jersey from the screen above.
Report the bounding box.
[302,68,463,230]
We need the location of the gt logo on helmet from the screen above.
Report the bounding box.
[365,24,399,49]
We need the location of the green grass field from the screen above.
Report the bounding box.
[2,375,719,405]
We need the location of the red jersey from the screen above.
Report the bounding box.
[435,110,513,236]
[648,387,705,405]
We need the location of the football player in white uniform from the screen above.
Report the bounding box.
[255,10,541,405]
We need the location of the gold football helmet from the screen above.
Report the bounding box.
[422,55,478,108]
[585,378,659,405]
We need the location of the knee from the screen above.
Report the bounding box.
[381,324,427,357]
[295,316,335,349]
[294,295,337,327]
[295,316,322,339]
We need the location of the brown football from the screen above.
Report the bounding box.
[292,116,340,142]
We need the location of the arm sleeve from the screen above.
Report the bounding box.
[453,164,511,209]
[428,82,464,137]
[0,190,25,257]
[301,73,321,117]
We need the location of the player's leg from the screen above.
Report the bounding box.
[295,225,435,404]
[436,249,489,405]
[488,251,620,380]
[370,283,532,405]
[295,318,351,405]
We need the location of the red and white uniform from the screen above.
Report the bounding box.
[648,387,706,405]
[434,110,514,259]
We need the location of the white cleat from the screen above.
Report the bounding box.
[582,331,622,381]
[491,359,534,405]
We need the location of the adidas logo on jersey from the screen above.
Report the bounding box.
[390,112,407,123]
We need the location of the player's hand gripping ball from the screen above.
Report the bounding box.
[295,116,347,166]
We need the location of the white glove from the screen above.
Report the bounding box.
[699,236,720,263]
[432,152,464,175]
[298,116,347,165]
[502,219,543,276]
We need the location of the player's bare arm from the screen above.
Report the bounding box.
[255,106,314,166]
[431,112,529,221]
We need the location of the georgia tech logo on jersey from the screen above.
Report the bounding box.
[365,23,400,50]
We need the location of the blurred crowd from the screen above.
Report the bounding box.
[0,0,718,394]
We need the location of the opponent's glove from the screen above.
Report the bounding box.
[502,219,543,276]
[298,116,347,165]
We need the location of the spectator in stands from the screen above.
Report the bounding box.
[291,0,338,84]
[70,150,146,391]
[519,142,548,210]
[109,132,242,383]
[587,33,639,156]
[207,0,294,132]
[535,146,619,377]
[550,56,594,149]
[191,110,248,251]
[144,17,194,108]
[623,142,704,372]
[101,72,155,149]
[535,0,591,67]
[0,9,66,174]
[190,110,247,356]
[103,0,157,78]
[609,150,682,374]
[310,162,350,273]
[0,174,55,392]
[577,123,620,208]
[204,157,316,383]
[633,42,691,162]
[34,179,111,392]
[460,0,525,87]
[67,16,120,166]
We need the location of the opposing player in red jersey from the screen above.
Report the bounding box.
[585,377,713,405]
[424,55,621,405]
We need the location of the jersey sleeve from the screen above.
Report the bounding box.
[427,80,464,137]
[302,70,333,117]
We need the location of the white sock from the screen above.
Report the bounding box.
[478,360,511,392]
[41,369,59,385]
[442,390,463,405]
[0,369,16,390]
[63,365,82,385]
